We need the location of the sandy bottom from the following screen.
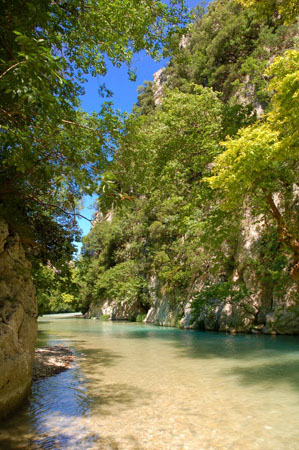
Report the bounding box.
[0,319,298,450]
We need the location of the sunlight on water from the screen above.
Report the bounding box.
[0,317,299,449]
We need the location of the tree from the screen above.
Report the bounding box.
[78,0,298,328]
[33,262,80,315]
[98,86,224,213]
[206,50,299,281]
[163,0,297,106]
[236,0,299,24]
[92,86,234,297]
[0,0,189,263]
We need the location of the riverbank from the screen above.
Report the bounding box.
[32,345,75,381]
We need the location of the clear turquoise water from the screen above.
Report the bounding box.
[0,317,299,449]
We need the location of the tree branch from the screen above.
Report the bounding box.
[264,191,282,224]
[61,119,100,135]
[0,61,24,79]
[24,194,93,223]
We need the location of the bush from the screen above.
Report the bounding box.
[100,314,110,321]
[94,260,146,304]
[136,313,147,322]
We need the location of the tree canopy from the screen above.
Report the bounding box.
[0,0,188,264]
[236,0,299,24]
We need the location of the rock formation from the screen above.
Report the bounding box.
[87,298,147,322]
[143,212,299,335]
[0,219,37,419]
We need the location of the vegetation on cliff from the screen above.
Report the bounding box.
[1,0,297,321]
[77,0,298,328]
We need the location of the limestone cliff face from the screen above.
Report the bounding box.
[86,206,298,334]
[0,219,37,419]
[144,213,299,335]
[153,68,168,106]
[144,278,298,335]
[144,276,182,327]
[86,298,147,321]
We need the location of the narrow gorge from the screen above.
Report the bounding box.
[0,0,298,439]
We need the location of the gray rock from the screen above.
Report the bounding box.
[0,219,37,419]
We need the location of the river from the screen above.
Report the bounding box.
[0,315,299,449]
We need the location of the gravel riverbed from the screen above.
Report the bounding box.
[32,345,74,381]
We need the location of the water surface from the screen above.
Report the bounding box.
[0,317,299,449]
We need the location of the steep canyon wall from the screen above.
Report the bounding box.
[88,213,299,335]
[146,214,299,334]
[0,219,37,419]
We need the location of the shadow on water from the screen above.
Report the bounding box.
[109,323,299,358]
[1,319,299,448]
[73,346,152,413]
[110,324,181,341]
[226,359,299,392]
[35,329,55,346]
[87,382,153,412]
[0,367,101,449]
[168,331,299,360]
[99,434,142,450]
[0,430,102,450]
[76,347,123,369]
[36,330,88,347]
[0,357,148,449]
[162,331,299,392]
[111,324,299,393]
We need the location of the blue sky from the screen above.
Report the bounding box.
[75,0,206,252]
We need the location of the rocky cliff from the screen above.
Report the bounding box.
[144,278,299,335]
[0,219,37,419]
[81,0,298,336]
[87,298,147,322]
[144,213,299,335]
[84,207,299,334]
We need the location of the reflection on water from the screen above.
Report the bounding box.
[0,318,299,449]
[0,359,99,449]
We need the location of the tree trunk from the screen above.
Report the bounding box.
[266,193,299,283]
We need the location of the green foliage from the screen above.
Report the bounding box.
[0,0,191,316]
[133,81,156,116]
[34,263,80,315]
[164,0,296,104]
[207,50,299,279]
[236,0,299,24]
[249,229,289,287]
[0,0,189,270]
[94,260,146,304]
[77,0,297,321]
[191,282,250,323]
[79,85,238,309]
[78,204,153,311]
[136,314,147,322]
[100,314,110,321]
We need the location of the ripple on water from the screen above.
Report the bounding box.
[0,319,298,450]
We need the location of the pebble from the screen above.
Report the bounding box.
[32,346,75,381]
